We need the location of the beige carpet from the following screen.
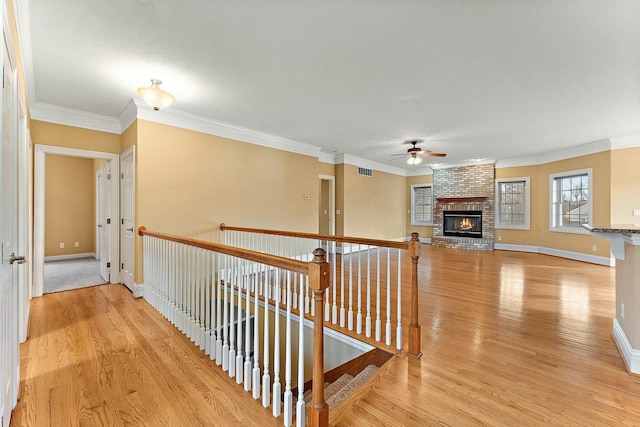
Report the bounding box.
[305,365,379,409]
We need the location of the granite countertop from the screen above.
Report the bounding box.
[583,224,640,234]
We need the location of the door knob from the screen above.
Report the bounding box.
[10,253,26,265]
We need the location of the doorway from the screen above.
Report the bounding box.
[319,174,335,236]
[34,145,120,297]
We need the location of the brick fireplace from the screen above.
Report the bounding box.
[431,164,495,250]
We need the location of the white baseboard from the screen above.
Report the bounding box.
[131,282,144,298]
[44,252,96,262]
[613,318,640,375]
[494,243,614,267]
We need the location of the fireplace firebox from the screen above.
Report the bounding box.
[443,210,482,238]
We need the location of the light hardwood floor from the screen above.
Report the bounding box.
[11,247,640,426]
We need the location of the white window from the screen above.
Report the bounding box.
[411,184,433,226]
[549,168,592,233]
[495,177,530,230]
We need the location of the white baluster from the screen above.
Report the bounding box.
[283,272,293,427]
[348,246,353,331]
[357,244,363,334]
[253,263,261,400]
[272,269,281,417]
[375,248,381,342]
[204,249,210,355]
[332,241,338,324]
[222,255,229,370]
[386,248,392,346]
[228,256,236,378]
[296,277,306,427]
[396,249,403,350]
[262,264,271,408]
[366,246,372,338]
[236,259,244,384]
[244,268,252,390]
[340,242,346,327]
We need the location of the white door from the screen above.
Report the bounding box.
[1,39,21,427]
[120,148,135,291]
[97,162,110,282]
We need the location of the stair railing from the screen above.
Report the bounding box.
[138,227,330,427]
[220,224,422,358]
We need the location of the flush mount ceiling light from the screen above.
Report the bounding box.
[137,79,175,111]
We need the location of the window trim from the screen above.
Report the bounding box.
[410,184,433,226]
[495,176,531,230]
[548,168,592,234]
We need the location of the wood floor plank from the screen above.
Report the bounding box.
[11,247,640,426]
[331,247,640,426]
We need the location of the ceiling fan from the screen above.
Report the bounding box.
[391,139,446,165]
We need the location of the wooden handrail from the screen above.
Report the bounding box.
[138,226,309,275]
[220,223,409,250]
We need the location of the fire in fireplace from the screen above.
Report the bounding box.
[443,210,482,238]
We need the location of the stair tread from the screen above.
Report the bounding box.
[324,374,354,401]
[327,365,379,408]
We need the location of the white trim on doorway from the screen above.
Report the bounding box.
[33,144,120,297]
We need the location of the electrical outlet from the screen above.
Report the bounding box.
[592,245,597,252]
[75,242,80,247]
[621,303,625,319]
[634,210,640,217]
[497,236,502,241]
[59,243,64,249]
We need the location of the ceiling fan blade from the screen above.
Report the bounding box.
[422,152,447,157]
[390,153,408,157]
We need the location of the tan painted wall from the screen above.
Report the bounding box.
[611,147,640,225]
[318,162,335,176]
[495,152,611,257]
[121,121,137,153]
[45,155,95,257]
[135,120,321,281]
[536,151,611,256]
[406,174,434,239]
[30,120,122,153]
[341,164,405,239]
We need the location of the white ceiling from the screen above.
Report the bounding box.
[19,0,640,171]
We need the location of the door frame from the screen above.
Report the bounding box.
[33,145,120,297]
[319,174,335,236]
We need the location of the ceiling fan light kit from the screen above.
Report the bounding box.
[407,155,422,165]
[137,79,175,111]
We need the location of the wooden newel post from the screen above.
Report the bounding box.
[308,248,330,427]
[408,232,422,358]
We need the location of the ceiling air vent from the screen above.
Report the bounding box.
[357,167,373,177]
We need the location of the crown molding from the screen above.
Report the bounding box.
[118,99,138,132]
[407,168,433,177]
[335,153,408,177]
[495,138,611,168]
[318,151,337,164]
[131,99,323,158]
[30,102,122,134]
[610,134,640,150]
